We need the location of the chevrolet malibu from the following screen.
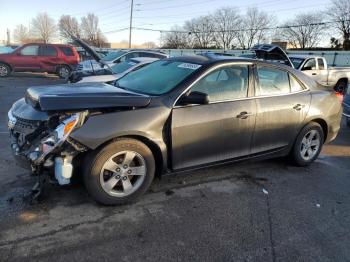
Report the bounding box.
[8,55,342,205]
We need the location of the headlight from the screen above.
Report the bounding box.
[34,112,88,164]
[55,113,81,141]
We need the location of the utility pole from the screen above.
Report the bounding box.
[128,0,134,48]
[6,29,10,46]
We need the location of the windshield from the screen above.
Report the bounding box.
[101,51,127,62]
[111,60,139,74]
[116,60,201,95]
[290,57,305,69]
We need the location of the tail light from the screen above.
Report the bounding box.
[335,92,344,102]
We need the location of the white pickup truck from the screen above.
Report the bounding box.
[289,55,350,92]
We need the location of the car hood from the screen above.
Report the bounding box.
[78,74,119,84]
[25,82,151,111]
[251,44,294,68]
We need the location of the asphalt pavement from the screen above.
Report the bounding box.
[0,73,350,262]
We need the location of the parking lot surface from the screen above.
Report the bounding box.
[0,73,350,262]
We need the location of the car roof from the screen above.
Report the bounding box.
[118,49,167,55]
[167,54,255,65]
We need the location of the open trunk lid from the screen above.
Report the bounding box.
[251,44,294,68]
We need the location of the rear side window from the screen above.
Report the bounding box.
[289,74,304,92]
[20,45,39,56]
[257,66,290,96]
[40,46,57,56]
[318,58,325,70]
[59,47,74,56]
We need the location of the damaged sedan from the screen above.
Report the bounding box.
[8,53,342,205]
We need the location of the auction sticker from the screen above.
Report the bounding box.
[178,63,202,70]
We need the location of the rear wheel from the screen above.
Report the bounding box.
[84,138,155,205]
[335,80,347,94]
[291,122,324,166]
[57,65,71,79]
[346,117,350,127]
[0,63,10,77]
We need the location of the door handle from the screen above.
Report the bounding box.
[312,73,317,75]
[236,111,253,119]
[293,104,305,111]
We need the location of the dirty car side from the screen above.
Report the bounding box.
[7,55,342,205]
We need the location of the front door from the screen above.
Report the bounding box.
[171,64,256,170]
[251,65,311,153]
[12,45,40,71]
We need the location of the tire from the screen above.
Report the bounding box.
[57,65,71,79]
[335,80,347,94]
[0,63,10,77]
[291,122,324,166]
[83,138,155,205]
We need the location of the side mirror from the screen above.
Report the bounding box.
[179,91,209,105]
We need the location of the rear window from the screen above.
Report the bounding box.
[59,47,75,56]
[40,46,57,56]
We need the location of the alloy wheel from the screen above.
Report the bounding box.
[59,67,70,79]
[0,65,8,77]
[99,151,147,197]
[300,130,321,161]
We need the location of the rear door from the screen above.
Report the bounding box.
[38,45,59,72]
[12,44,40,71]
[171,64,256,170]
[251,65,311,153]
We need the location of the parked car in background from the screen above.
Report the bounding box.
[77,49,168,72]
[342,87,350,126]
[77,57,158,83]
[0,43,80,78]
[8,53,342,205]
[289,55,350,92]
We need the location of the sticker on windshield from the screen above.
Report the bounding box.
[178,63,202,70]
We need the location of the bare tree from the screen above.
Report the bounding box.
[143,41,157,48]
[162,26,189,48]
[81,13,107,46]
[31,13,56,43]
[58,15,81,41]
[13,24,29,44]
[327,0,350,49]
[211,7,241,50]
[279,12,326,49]
[237,7,275,49]
[184,15,216,48]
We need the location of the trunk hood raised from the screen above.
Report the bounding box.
[25,82,151,111]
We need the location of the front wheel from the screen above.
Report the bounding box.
[291,122,324,166]
[57,65,71,79]
[84,138,155,205]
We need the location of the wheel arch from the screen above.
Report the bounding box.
[307,118,328,143]
[0,61,12,71]
[91,134,167,178]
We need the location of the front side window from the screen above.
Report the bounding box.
[257,66,290,96]
[40,46,57,56]
[116,60,200,95]
[302,59,316,71]
[191,65,249,102]
[20,45,39,56]
[59,47,74,56]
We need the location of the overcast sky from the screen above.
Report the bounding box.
[0,0,333,45]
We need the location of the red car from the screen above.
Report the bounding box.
[0,43,80,79]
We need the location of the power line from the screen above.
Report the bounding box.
[132,18,345,34]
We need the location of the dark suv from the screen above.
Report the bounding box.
[0,43,80,78]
